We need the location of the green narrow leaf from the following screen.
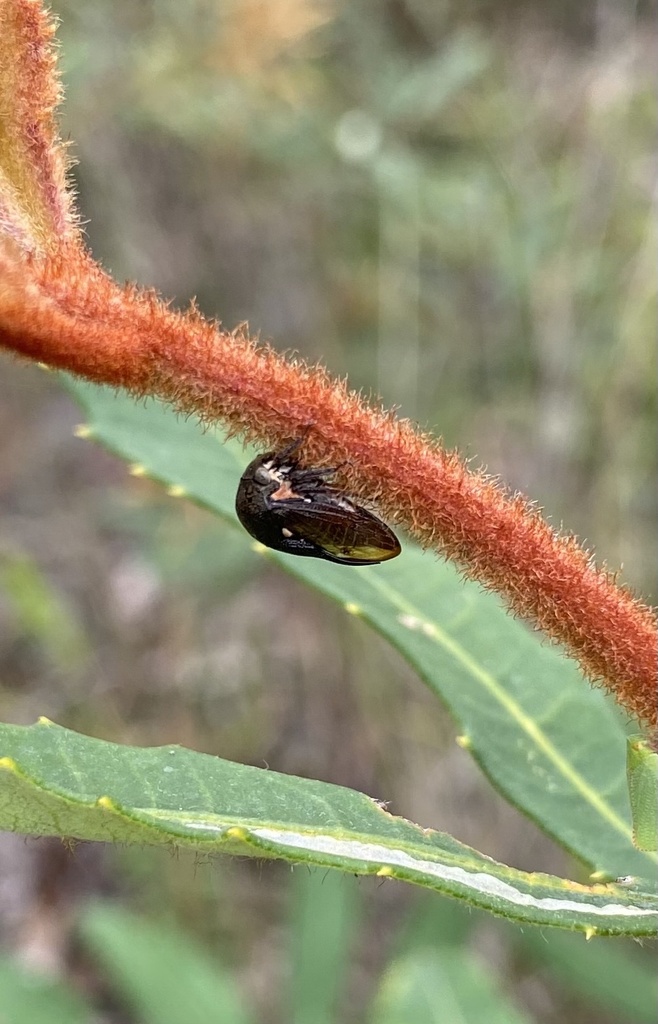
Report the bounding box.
[0,721,656,935]
[369,947,532,1024]
[0,956,92,1024]
[393,893,476,956]
[520,928,658,1024]
[79,903,252,1024]
[0,552,89,670]
[65,380,656,882]
[289,868,360,1024]
[626,738,658,851]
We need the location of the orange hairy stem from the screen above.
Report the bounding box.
[1,246,656,727]
[0,0,656,727]
[0,0,76,250]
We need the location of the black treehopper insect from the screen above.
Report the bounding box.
[235,441,401,566]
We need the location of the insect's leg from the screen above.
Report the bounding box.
[289,466,339,491]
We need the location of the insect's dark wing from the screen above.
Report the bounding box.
[276,501,401,564]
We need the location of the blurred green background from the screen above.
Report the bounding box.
[0,1,655,1021]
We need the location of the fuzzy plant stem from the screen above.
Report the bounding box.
[0,0,656,728]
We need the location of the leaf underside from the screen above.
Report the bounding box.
[1,720,656,935]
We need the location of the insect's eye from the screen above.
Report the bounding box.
[254,466,272,485]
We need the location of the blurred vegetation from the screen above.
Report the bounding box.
[0,1,655,1022]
